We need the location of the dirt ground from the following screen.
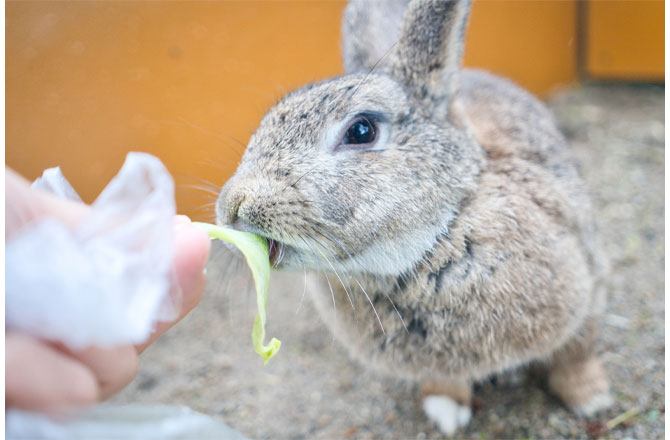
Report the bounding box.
[113,83,665,439]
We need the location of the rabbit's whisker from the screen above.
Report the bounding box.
[176,117,245,155]
[180,183,220,197]
[285,163,321,191]
[195,159,230,173]
[307,224,367,294]
[208,247,243,329]
[307,221,358,262]
[296,253,308,314]
[303,227,384,336]
[345,40,399,104]
[352,278,386,336]
[297,235,338,322]
[196,204,218,212]
[147,118,245,158]
[306,220,403,333]
[191,201,218,214]
[275,230,290,268]
[304,230,358,319]
[381,287,407,333]
[191,176,223,191]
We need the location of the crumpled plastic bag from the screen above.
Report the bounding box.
[6,152,178,348]
[31,166,83,202]
[5,153,245,439]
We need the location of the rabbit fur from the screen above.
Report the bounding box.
[216,0,612,434]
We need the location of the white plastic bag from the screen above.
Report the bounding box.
[6,152,178,348]
[5,153,245,439]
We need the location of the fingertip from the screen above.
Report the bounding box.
[174,214,191,227]
[135,219,211,354]
[173,221,211,309]
[175,221,211,269]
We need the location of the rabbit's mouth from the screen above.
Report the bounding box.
[267,239,279,266]
[266,238,292,268]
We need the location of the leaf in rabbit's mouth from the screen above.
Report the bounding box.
[192,222,281,365]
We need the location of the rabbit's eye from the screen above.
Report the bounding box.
[343,117,377,145]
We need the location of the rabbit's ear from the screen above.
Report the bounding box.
[389,0,471,120]
[341,0,410,74]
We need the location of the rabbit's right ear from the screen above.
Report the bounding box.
[389,0,471,121]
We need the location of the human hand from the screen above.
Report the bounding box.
[5,168,211,412]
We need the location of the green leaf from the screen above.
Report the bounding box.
[193,222,281,365]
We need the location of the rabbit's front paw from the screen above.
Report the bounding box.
[423,395,472,436]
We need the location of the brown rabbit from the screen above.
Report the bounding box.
[215,0,612,434]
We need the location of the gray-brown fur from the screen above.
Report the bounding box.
[216,0,611,432]
[389,0,470,120]
[341,0,409,73]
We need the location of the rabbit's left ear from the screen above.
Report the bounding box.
[388,0,471,121]
[341,0,410,74]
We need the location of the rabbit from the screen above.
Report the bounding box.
[215,0,612,435]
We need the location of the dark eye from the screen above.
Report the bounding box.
[343,117,377,145]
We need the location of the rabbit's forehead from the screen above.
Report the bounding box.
[265,74,407,128]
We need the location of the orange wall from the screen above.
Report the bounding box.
[6,1,346,220]
[584,0,665,80]
[465,0,577,97]
[4,1,653,220]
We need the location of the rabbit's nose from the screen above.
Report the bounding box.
[216,190,246,227]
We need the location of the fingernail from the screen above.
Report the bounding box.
[174,215,191,228]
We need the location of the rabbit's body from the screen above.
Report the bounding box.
[216,0,611,434]
[309,66,606,388]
